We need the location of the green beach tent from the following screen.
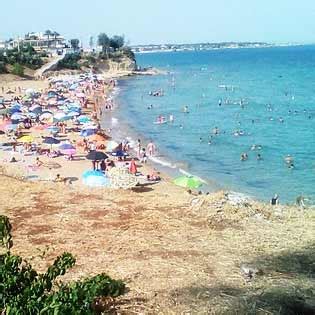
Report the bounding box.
[173,175,203,189]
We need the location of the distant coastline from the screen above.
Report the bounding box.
[132,42,305,54]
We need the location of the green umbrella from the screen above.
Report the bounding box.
[173,175,203,189]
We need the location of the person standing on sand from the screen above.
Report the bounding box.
[137,139,141,158]
[147,140,156,156]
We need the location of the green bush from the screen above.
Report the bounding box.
[57,53,81,70]
[0,62,7,74]
[0,215,125,314]
[12,63,24,76]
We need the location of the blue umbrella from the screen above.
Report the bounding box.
[46,126,60,133]
[59,143,75,150]
[80,129,96,137]
[43,137,60,145]
[78,116,91,123]
[67,111,80,117]
[11,113,25,120]
[9,107,21,114]
[82,170,109,187]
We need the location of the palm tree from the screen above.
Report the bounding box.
[44,30,52,48]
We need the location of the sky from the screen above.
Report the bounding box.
[1,0,315,45]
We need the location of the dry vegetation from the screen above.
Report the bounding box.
[1,173,314,314]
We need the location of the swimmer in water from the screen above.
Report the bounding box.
[183,105,189,113]
[212,126,219,135]
[240,153,248,161]
[199,137,203,143]
[257,153,263,161]
[169,114,174,123]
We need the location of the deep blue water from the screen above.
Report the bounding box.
[114,46,315,203]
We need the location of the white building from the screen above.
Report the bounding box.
[8,31,68,53]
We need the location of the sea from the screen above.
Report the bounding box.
[106,45,315,204]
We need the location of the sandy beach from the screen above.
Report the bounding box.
[1,74,314,314]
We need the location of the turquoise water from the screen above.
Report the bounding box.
[114,46,315,203]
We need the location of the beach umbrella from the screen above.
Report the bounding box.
[173,176,203,189]
[17,135,34,143]
[4,124,18,131]
[59,143,76,155]
[9,107,21,115]
[81,129,96,137]
[105,140,119,152]
[30,106,42,114]
[25,88,35,95]
[78,116,91,123]
[25,112,37,119]
[67,111,80,117]
[39,112,53,121]
[76,92,85,98]
[86,151,108,161]
[43,137,60,145]
[82,170,109,187]
[11,113,25,120]
[46,125,60,133]
[53,112,67,120]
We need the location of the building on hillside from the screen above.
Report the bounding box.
[7,31,68,54]
[0,40,7,50]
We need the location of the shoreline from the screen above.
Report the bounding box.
[105,78,265,204]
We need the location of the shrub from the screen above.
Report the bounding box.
[0,62,7,74]
[57,53,81,70]
[0,215,125,314]
[12,63,24,76]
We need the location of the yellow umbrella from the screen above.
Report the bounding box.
[17,135,34,143]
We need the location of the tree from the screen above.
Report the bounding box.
[109,35,125,51]
[70,39,80,50]
[98,33,110,57]
[89,36,94,49]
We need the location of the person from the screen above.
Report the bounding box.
[100,160,106,172]
[147,141,156,156]
[36,157,43,167]
[284,154,294,168]
[270,194,279,205]
[137,139,141,158]
[140,148,147,163]
[256,153,263,160]
[54,174,64,182]
[240,153,248,161]
[296,195,306,208]
[212,126,219,135]
[169,114,174,123]
[129,158,137,175]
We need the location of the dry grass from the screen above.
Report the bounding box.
[1,174,315,314]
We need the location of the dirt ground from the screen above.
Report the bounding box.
[1,173,314,314]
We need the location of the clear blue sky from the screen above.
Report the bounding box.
[1,0,315,45]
